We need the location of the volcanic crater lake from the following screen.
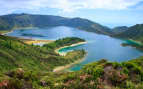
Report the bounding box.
[7,26,143,71]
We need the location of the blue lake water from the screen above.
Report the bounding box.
[7,26,143,71]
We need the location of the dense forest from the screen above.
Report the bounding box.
[0,35,143,89]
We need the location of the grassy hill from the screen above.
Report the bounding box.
[112,26,129,34]
[0,35,86,72]
[0,36,86,88]
[112,24,143,50]
[0,35,143,89]
[113,24,143,43]
[54,58,143,89]
[0,13,112,35]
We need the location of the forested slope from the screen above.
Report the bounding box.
[113,24,143,43]
[0,14,112,35]
[0,35,143,89]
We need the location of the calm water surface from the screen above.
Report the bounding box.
[7,26,143,71]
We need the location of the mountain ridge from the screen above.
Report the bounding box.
[0,13,112,35]
[112,26,129,34]
[113,24,143,43]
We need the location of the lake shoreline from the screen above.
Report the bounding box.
[1,28,54,45]
[53,41,87,72]
[128,39,143,46]
[1,27,38,35]
[1,30,13,35]
[23,39,54,45]
[55,41,87,56]
[53,54,86,72]
[5,26,143,71]
[122,39,143,51]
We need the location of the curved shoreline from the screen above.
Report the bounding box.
[128,39,143,46]
[53,41,87,72]
[53,54,86,72]
[55,41,87,56]
[1,30,13,35]
[1,27,38,35]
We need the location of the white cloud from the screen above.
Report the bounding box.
[0,0,142,14]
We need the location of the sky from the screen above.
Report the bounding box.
[0,0,143,28]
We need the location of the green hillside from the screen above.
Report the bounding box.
[113,24,143,43]
[0,14,112,35]
[0,35,86,72]
[0,35,143,89]
[112,26,128,34]
[54,58,143,89]
[1,14,143,88]
[0,36,86,88]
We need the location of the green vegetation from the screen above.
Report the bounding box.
[0,35,86,88]
[113,24,143,50]
[43,37,85,51]
[1,35,143,89]
[114,24,143,43]
[112,26,128,34]
[121,40,143,51]
[52,58,143,89]
[1,57,143,89]
[0,36,86,72]
[1,14,143,89]
[0,13,112,35]
[0,30,10,34]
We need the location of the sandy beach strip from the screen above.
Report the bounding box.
[53,42,87,72]
[1,30,13,35]
[23,39,54,45]
[53,54,86,72]
[55,41,87,56]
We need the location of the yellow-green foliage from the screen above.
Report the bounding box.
[0,35,86,73]
[1,35,143,89]
[43,37,85,50]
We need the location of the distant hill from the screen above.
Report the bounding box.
[113,24,143,43]
[0,13,112,35]
[112,26,128,34]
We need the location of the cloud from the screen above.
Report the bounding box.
[0,0,142,14]
[131,1,143,9]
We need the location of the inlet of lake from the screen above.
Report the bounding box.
[7,26,143,71]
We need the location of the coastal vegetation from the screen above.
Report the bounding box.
[112,26,128,34]
[113,24,143,50]
[121,40,143,51]
[1,13,143,48]
[114,24,143,43]
[1,14,143,89]
[0,35,86,88]
[0,30,10,34]
[53,58,143,89]
[0,14,112,35]
[1,35,143,89]
[43,37,85,51]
